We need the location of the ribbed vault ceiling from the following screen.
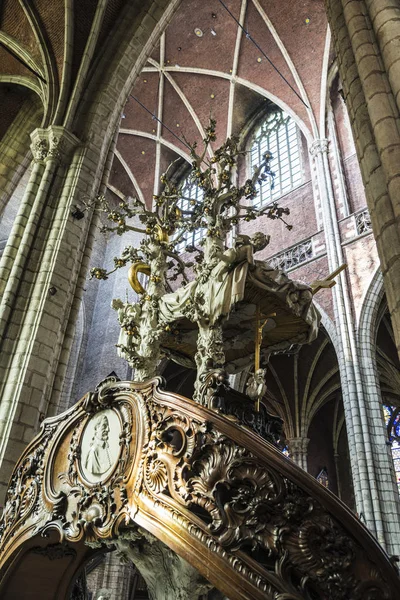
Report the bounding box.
[0,0,332,203]
[111,0,330,207]
[0,0,139,127]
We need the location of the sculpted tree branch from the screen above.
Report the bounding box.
[89,189,198,381]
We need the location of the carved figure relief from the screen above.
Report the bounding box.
[80,410,121,483]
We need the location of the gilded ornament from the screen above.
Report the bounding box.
[128,262,151,294]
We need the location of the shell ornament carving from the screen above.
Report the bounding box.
[144,457,169,494]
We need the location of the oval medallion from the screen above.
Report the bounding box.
[80,409,121,484]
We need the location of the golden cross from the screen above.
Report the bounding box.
[253,306,276,412]
[311,263,347,295]
[254,306,276,371]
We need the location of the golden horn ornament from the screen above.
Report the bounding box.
[154,223,169,242]
[128,262,151,294]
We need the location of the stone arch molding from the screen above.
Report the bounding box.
[357,267,384,338]
[0,377,398,600]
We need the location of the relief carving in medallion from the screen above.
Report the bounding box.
[80,410,121,484]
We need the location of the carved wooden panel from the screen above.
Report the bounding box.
[0,377,398,599]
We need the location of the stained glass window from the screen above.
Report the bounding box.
[250,110,302,207]
[383,404,400,494]
[175,177,205,250]
[316,468,329,488]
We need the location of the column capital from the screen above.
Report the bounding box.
[310,138,329,157]
[30,126,80,164]
[287,436,310,455]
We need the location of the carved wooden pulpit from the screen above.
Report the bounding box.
[0,376,398,599]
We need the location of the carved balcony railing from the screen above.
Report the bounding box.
[0,377,398,600]
[355,208,372,236]
[269,238,313,271]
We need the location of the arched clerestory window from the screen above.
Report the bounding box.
[250,109,302,207]
[175,175,205,250]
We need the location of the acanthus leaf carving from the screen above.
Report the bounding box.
[138,388,399,599]
[32,138,48,162]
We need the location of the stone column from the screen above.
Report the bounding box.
[357,270,400,551]
[365,0,400,116]
[0,127,78,336]
[0,0,184,503]
[326,0,400,360]
[311,138,364,512]
[48,125,122,416]
[287,437,309,471]
[334,453,342,500]
[0,97,42,215]
[0,125,102,499]
[326,97,350,218]
[310,137,400,554]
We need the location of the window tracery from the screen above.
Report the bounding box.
[355,209,372,236]
[268,239,313,271]
[250,110,302,206]
[175,177,205,250]
[316,468,329,488]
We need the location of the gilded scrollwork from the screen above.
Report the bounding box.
[0,380,398,600]
[82,374,121,414]
[144,458,169,494]
[186,447,284,552]
[58,403,134,543]
[0,421,58,545]
[134,383,399,599]
[66,424,82,486]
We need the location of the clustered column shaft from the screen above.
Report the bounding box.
[311,136,400,553]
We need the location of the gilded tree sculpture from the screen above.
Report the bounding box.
[90,119,316,401]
